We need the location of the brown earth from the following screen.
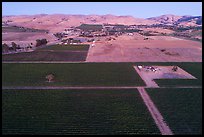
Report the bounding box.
[86,34,202,62]
[134,66,196,88]
[3,14,159,33]
[2,32,57,46]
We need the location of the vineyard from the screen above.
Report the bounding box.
[36,44,90,51]
[2,44,90,62]
[2,63,146,87]
[146,88,202,134]
[2,89,160,135]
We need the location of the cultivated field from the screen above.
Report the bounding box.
[2,27,202,135]
[2,62,201,87]
[2,13,202,135]
[37,44,90,51]
[2,44,90,62]
[146,88,202,135]
[2,51,88,61]
[2,89,160,135]
[2,63,146,87]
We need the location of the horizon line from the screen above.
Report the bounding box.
[2,13,202,19]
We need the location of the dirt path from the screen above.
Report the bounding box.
[137,87,173,135]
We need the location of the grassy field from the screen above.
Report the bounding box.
[37,44,90,51]
[134,62,202,87]
[2,63,146,87]
[146,88,202,135]
[2,89,160,135]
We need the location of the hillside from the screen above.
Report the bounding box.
[147,14,202,26]
[2,14,159,32]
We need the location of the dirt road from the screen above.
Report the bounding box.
[134,66,159,87]
[137,87,173,135]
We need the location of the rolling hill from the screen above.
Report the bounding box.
[2,14,202,33]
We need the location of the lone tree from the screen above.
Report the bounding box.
[45,74,55,82]
[172,66,178,72]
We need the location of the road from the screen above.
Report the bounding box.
[138,87,173,135]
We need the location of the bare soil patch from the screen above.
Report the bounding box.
[134,65,196,87]
[86,35,202,62]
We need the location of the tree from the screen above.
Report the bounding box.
[2,43,9,53]
[11,42,17,51]
[172,66,178,72]
[36,39,42,47]
[54,33,64,39]
[45,74,55,82]
[41,39,48,45]
[35,39,48,47]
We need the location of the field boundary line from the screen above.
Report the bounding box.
[137,87,173,135]
[2,61,86,63]
[2,86,141,90]
[2,86,202,90]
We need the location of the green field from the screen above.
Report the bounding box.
[37,44,90,51]
[134,62,202,87]
[2,89,160,135]
[2,63,146,87]
[146,88,202,135]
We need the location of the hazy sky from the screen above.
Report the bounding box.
[2,2,202,18]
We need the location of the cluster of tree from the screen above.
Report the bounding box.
[53,33,64,39]
[36,39,48,47]
[173,26,202,32]
[2,42,20,53]
[121,29,141,33]
[138,31,159,36]
[77,24,103,31]
[87,39,95,42]
[61,38,82,44]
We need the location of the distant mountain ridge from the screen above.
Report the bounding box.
[147,14,202,26]
[2,14,202,32]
